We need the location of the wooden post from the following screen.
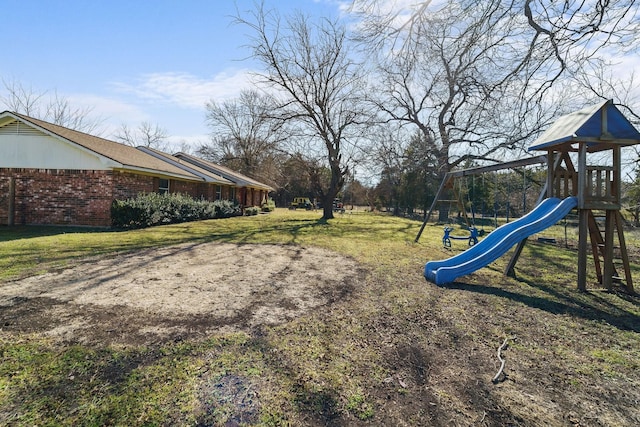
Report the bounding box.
[578,208,589,291]
[613,146,621,203]
[577,143,588,291]
[603,209,615,290]
[8,177,15,226]
[547,150,554,198]
[615,210,634,293]
[578,144,587,209]
[505,237,527,278]
[415,174,450,242]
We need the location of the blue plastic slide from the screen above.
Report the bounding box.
[424,197,578,285]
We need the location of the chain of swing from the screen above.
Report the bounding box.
[453,169,534,232]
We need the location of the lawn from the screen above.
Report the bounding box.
[1,208,639,426]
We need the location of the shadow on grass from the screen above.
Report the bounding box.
[0,225,108,243]
[0,218,349,282]
[437,280,640,333]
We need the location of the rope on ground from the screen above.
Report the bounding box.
[492,336,514,383]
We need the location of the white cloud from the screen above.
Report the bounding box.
[112,69,255,109]
[64,93,149,136]
[68,94,146,120]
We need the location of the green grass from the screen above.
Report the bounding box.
[1,208,639,426]
[0,210,426,281]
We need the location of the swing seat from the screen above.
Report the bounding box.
[443,226,479,248]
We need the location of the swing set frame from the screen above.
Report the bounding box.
[415,155,548,243]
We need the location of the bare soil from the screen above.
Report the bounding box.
[2,239,639,426]
[0,242,361,346]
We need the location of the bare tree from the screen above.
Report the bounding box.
[113,121,169,150]
[361,2,555,177]
[350,0,639,77]
[200,89,285,184]
[235,4,373,220]
[0,79,46,116]
[1,78,104,134]
[349,0,639,190]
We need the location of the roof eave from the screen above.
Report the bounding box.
[113,166,205,182]
[137,146,233,185]
[174,152,274,191]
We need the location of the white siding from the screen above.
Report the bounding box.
[0,122,117,170]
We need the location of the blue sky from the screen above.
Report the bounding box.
[2,0,638,157]
[0,0,346,148]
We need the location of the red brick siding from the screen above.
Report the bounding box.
[113,171,155,200]
[0,168,254,227]
[0,176,11,225]
[193,183,210,200]
[0,168,114,226]
[169,179,199,198]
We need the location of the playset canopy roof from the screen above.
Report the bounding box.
[529,99,640,153]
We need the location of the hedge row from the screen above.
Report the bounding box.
[111,192,242,229]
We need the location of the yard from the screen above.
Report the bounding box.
[1,209,639,426]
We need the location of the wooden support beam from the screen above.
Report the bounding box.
[504,152,566,276]
[578,143,588,210]
[505,237,527,278]
[504,150,573,277]
[603,210,616,290]
[613,146,621,200]
[446,155,547,178]
[415,175,451,242]
[578,208,589,291]
[615,210,634,293]
[547,150,555,198]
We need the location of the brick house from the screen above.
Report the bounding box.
[173,152,273,208]
[0,111,273,227]
[139,148,274,209]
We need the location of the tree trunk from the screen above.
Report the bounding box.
[323,202,334,220]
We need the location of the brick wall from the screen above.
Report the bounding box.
[0,168,114,226]
[170,179,203,198]
[113,171,155,200]
[0,168,259,227]
[0,169,167,227]
[0,176,11,225]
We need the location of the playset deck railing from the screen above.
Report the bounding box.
[584,166,616,205]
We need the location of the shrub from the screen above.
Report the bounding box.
[261,198,276,212]
[244,206,260,216]
[111,193,241,229]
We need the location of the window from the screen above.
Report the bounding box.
[215,185,222,200]
[158,179,169,194]
[229,187,236,201]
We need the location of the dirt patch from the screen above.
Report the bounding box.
[0,242,363,346]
